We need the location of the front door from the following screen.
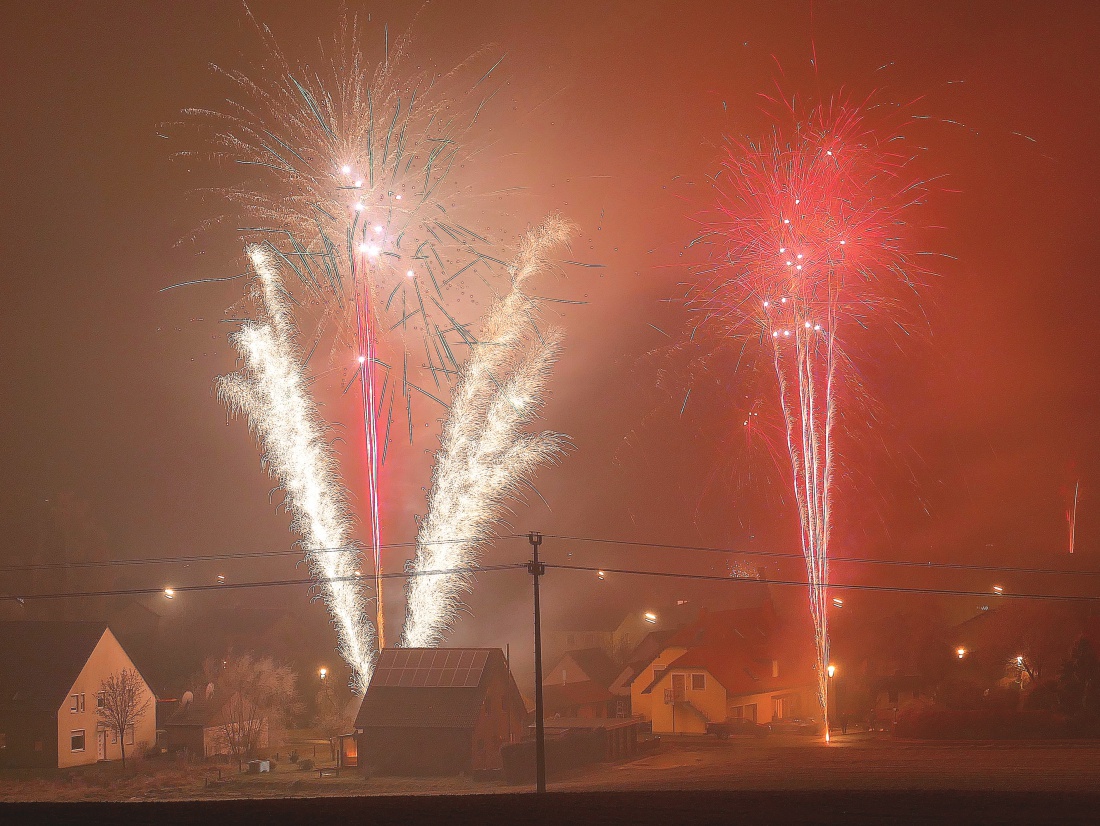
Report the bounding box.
[671,673,686,702]
[96,729,107,761]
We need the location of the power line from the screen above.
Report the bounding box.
[2,531,1093,578]
[543,562,1100,603]
[0,535,521,573]
[1,563,528,602]
[540,533,1100,578]
[5,557,1098,605]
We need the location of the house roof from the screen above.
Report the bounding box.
[165,694,225,728]
[0,621,108,712]
[558,648,621,689]
[636,606,814,698]
[355,648,520,731]
[543,679,614,714]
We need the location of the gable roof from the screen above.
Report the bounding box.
[636,606,814,697]
[0,621,108,712]
[355,648,521,730]
[558,648,620,689]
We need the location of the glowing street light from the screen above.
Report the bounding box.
[319,668,328,681]
[163,588,175,599]
[597,570,606,581]
[992,585,1004,595]
[827,664,836,679]
[957,647,967,659]
[832,597,844,608]
[644,612,657,624]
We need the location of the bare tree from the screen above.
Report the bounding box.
[212,654,298,769]
[96,668,150,768]
[314,681,351,760]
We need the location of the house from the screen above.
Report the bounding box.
[163,685,269,759]
[0,621,157,768]
[629,606,817,734]
[354,648,526,775]
[543,648,623,718]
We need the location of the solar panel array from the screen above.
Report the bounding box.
[371,649,490,688]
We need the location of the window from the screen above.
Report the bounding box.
[771,660,779,678]
[71,730,86,753]
[111,728,118,744]
[730,705,743,719]
[745,704,757,722]
[691,673,706,691]
[125,726,135,746]
[70,693,85,713]
[96,693,105,710]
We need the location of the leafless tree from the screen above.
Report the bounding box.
[95,668,150,768]
[211,654,298,769]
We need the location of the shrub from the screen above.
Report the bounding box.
[298,758,315,771]
[288,750,299,764]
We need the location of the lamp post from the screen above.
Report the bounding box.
[826,664,837,740]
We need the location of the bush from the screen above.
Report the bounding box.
[298,758,315,771]
[894,707,1068,739]
[288,750,299,764]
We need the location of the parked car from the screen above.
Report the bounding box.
[768,717,823,736]
[706,718,770,739]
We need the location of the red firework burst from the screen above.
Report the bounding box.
[689,91,931,739]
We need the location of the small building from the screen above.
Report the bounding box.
[163,685,269,759]
[354,648,526,775]
[544,647,623,718]
[0,621,157,768]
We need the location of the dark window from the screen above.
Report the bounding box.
[691,673,706,691]
[71,730,86,753]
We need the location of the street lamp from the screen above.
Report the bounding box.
[319,668,328,682]
[163,588,175,600]
[957,647,967,659]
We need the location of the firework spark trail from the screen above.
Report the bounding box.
[178,15,513,656]
[401,215,573,648]
[219,245,376,690]
[1069,480,1080,554]
[691,98,928,738]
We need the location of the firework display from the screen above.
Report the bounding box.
[219,245,376,690]
[402,215,573,648]
[183,16,513,665]
[690,98,927,737]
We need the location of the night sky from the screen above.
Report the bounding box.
[2,1,1099,669]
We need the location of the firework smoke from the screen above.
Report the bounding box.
[691,97,928,737]
[402,215,573,648]
[219,245,375,690]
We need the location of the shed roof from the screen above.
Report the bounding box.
[355,648,520,731]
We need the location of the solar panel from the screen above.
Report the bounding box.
[370,649,493,689]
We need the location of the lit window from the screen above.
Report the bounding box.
[691,674,706,691]
[71,730,86,753]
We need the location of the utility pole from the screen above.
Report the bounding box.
[528,531,546,793]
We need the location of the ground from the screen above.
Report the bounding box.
[2,731,1099,802]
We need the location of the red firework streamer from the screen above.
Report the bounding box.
[690,93,930,740]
